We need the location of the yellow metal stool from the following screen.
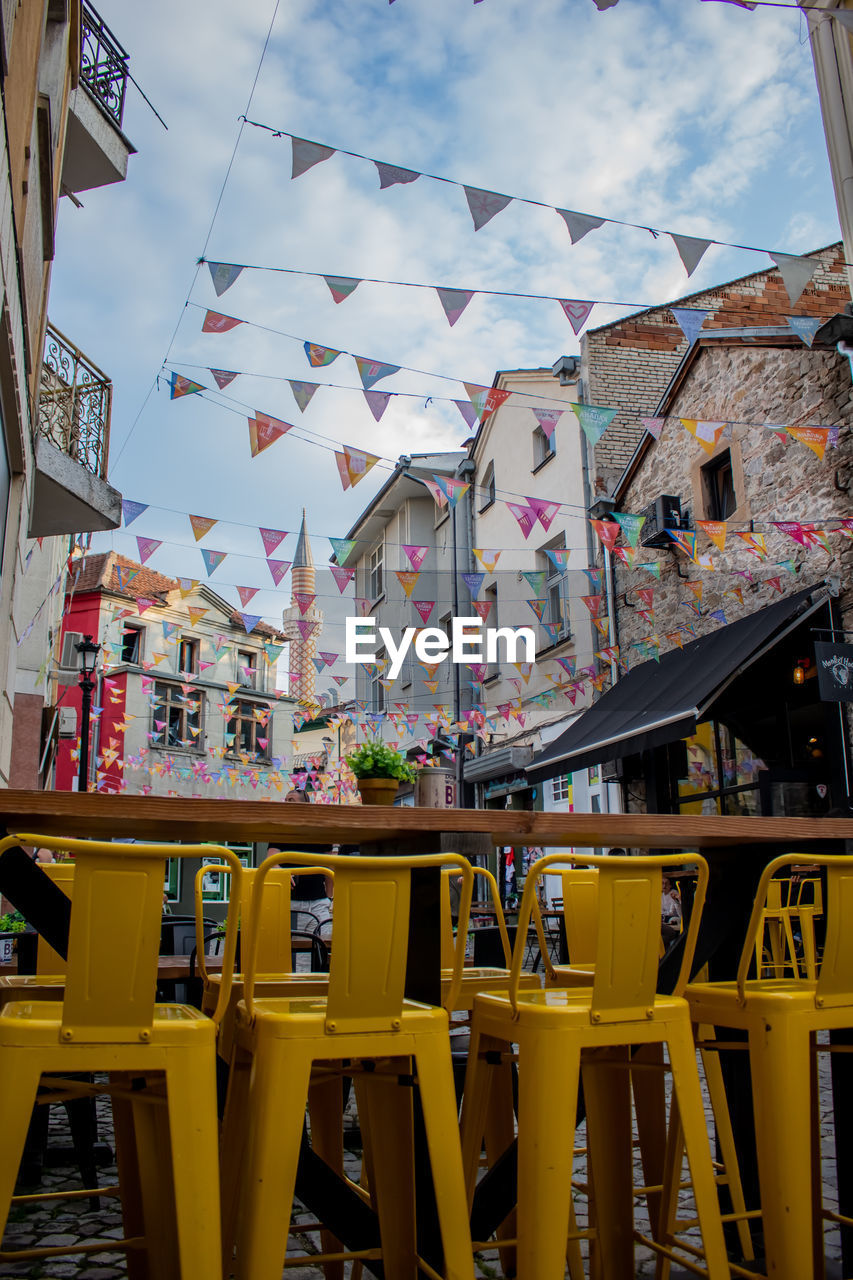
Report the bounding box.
[220,848,475,1280]
[440,866,541,1013]
[684,852,853,1280]
[0,833,241,1280]
[459,851,730,1280]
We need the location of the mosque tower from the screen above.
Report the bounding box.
[281,509,324,705]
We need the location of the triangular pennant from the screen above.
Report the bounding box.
[697,520,727,551]
[335,445,380,490]
[169,372,205,400]
[571,403,618,445]
[354,356,401,390]
[679,418,726,454]
[522,571,547,597]
[532,407,563,440]
[189,514,218,542]
[463,186,513,231]
[545,547,571,571]
[413,600,435,625]
[581,595,604,616]
[765,576,784,593]
[210,368,239,390]
[402,544,429,571]
[667,530,697,559]
[463,382,511,424]
[590,519,620,552]
[787,426,828,459]
[734,532,768,560]
[237,585,259,607]
[473,548,502,573]
[555,208,606,244]
[527,599,548,622]
[636,561,662,578]
[177,577,199,598]
[326,565,350,593]
[293,591,316,615]
[613,545,636,567]
[304,342,340,368]
[238,613,262,635]
[328,537,356,564]
[374,160,420,188]
[135,597,158,616]
[186,606,208,626]
[202,309,243,333]
[670,233,711,277]
[558,299,595,335]
[324,275,361,304]
[613,512,645,548]
[288,380,320,412]
[461,572,485,596]
[641,416,666,439]
[206,261,244,296]
[122,499,148,527]
[291,136,336,179]
[267,558,291,586]
[786,316,822,348]
[769,252,821,307]
[506,500,537,539]
[395,570,421,598]
[260,528,288,557]
[363,389,392,421]
[136,536,161,564]
[435,287,475,327]
[248,411,292,457]
[453,399,479,430]
[201,548,227,576]
[295,620,317,641]
[115,565,139,591]
[671,307,709,346]
[527,497,561,531]
[431,475,470,508]
[772,521,809,545]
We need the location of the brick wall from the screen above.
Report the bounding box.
[582,242,849,495]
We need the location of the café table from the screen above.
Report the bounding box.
[0,792,851,1276]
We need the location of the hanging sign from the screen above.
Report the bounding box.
[814,642,853,703]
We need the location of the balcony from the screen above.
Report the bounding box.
[61,4,136,194]
[29,323,122,537]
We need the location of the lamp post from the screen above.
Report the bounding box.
[75,634,100,793]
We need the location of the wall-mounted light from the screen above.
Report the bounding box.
[793,657,811,686]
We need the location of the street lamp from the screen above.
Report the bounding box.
[75,634,100,793]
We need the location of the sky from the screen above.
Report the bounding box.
[47,0,841,677]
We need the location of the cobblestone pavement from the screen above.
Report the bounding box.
[0,1045,846,1278]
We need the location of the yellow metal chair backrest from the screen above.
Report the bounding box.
[510,851,708,1022]
[5,835,242,1042]
[244,850,473,1033]
[36,862,76,976]
[440,866,511,969]
[737,854,853,1008]
[194,864,321,980]
[559,868,599,968]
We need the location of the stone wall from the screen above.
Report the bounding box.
[582,243,850,497]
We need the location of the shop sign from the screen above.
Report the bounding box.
[815,642,853,703]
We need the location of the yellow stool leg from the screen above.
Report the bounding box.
[583,1046,635,1280]
[655,1086,684,1280]
[632,1042,667,1239]
[307,1069,345,1280]
[165,1047,224,1280]
[235,1041,313,1280]
[123,1081,180,1280]
[481,1041,518,1278]
[667,1020,730,1280]
[515,1030,580,1280]
[747,1019,814,1280]
[700,1036,754,1263]
[110,1080,154,1280]
[220,1046,253,1278]
[0,1052,41,1237]
[354,1064,418,1280]
[415,1032,475,1280]
[459,1026,499,1206]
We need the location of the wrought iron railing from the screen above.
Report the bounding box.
[79,3,129,129]
[38,324,112,479]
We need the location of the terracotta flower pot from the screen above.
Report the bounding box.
[356,777,399,806]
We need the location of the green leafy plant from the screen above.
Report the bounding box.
[0,911,26,934]
[346,743,417,783]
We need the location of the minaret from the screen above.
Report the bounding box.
[282,509,324,704]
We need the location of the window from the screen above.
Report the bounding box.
[151,681,203,752]
[121,625,142,665]
[368,538,384,601]
[60,629,83,670]
[227,699,271,760]
[178,636,199,675]
[237,648,257,689]
[551,775,571,803]
[540,539,570,643]
[480,461,496,512]
[702,450,737,521]
[532,425,555,471]
[484,584,499,681]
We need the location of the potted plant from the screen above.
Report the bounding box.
[0,910,26,965]
[346,744,417,806]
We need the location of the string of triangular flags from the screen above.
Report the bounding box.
[241,119,829,304]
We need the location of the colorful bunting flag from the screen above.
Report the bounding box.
[787,426,829,459]
[304,342,340,368]
[291,136,335,179]
[354,356,401,390]
[260,528,288,557]
[545,547,571,571]
[555,208,605,243]
[572,403,618,445]
[237,585,259,607]
[735,532,768,559]
[207,262,244,296]
[697,520,727,551]
[461,572,484,596]
[122,499,148,527]
[374,160,420,188]
[680,419,726,453]
[363,390,392,421]
[293,591,316,615]
[769,252,820,307]
[671,308,708,346]
[288,380,319,412]
[431,475,470,508]
[522,571,547,597]
[670,233,711,277]
[558,299,595,335]
[186,606,208,626]
[329,537,357,564]
[414,600,435,624]
[210,368,239,390]
[787,316,822,348]
[641,417,666,440]
[590,519,620,552]
[453,400,479,430]
[435,287,474,327]
[471,599,492,623]
[136,536,161,564]
[402,544,429,571]
[613,512,646,548]
[115,565,139,591]
[324,275,361,304]
[506,501,537,539]
[667,530,697,559]
[169,372,205,399]
[239,613,262,634]
[330,565,355,593]
[189,514,218,542]
[201,549,227,576]
[248,411,292,457]
[532,407,563,440]
[462,382,511,424]
[463,186,513,231]
[202,310,243,334]
[473,548,501,573]
[527,497,561,530]
[395,570,421,598]
[334,445,380,490]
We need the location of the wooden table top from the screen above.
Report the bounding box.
[1,791,852,849]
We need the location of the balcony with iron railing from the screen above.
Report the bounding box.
[30,323,121,537]
[62,3,136,194]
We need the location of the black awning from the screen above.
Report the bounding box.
[527,585,828,784]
